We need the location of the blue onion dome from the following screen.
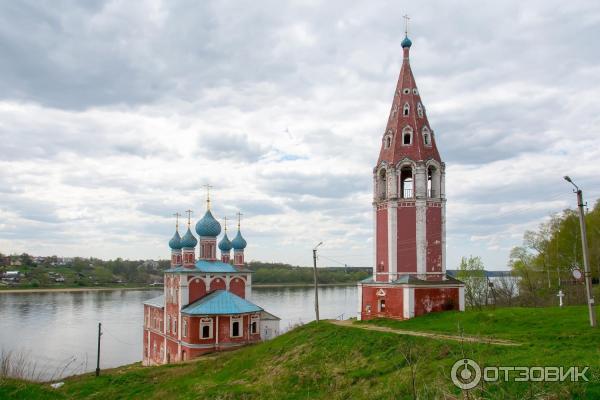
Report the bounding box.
[168,230,182,250]
[195,210,222,237]
[401,35,412,48]
[218,232,233,252]
[180,227,198,248]
[231,230,247,250]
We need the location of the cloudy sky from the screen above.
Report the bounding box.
[1,1,599,270]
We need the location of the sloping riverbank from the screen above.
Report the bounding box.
[1,306,598,399]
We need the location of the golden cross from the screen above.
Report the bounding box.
[236,211,243,229]
[185,209,193,226]
[202,184,213,210]
[403,14,410,36]
[173,212,181,231]
[223,216,228,232]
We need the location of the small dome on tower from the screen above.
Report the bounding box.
[180,227,198,248]
[231,230,247,250]
[218,232,233,252]
[401,35,412,48]
[195,210,222,237]
[168,231,182,250]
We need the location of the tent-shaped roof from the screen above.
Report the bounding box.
[181,290,262,315]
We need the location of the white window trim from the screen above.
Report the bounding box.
[403,102,410,116]
[183,319,188,337]
[384,135,392,149]
[402,127,413,146]
[200,317,213,339]
[417,103,423,118]
[230,315,243,338]
[250,315,260,335]
[403,88,410,94]
[422,127,432,147]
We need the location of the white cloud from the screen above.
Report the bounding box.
[1,0,599,270]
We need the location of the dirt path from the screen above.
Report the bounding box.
[329,319,520,346]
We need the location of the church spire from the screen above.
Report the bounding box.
[377,23,440,166]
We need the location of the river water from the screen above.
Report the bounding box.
[0,285,357,380]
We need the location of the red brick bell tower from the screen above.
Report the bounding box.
[358,27,464,321]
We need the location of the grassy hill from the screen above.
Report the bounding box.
[1,306,599,399]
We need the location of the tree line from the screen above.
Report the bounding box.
[458,198,600,308]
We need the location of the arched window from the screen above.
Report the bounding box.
[402,126,412,145]
[417,103,423,118]
[400,166,413,198]
[427,165,441,198]
[422,127,431,146]
[403,102,410,116]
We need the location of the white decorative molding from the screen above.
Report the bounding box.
[387,202,398,282]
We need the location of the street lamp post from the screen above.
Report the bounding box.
[313,242,323,323]
[564,176,597,328]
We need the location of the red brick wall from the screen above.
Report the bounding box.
[147,331,165,364]
[181,346,214,359]
[188,278,206,303]
[397,206,417,273]
[209,277,226,292]
[165,274,180,340]
[215,315,261,346]
[414,287,458,316]
[229,277,245,298]
[376,207,388,281]
[360,286,404,320]
[146,305,164,332]
[183,316,217,346]
[426,206,442,273]
[165,338,179,363]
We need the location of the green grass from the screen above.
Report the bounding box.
[1,306,599,399]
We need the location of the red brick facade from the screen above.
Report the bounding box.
[358,34,464,321]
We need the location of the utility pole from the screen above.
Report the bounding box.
[564,176,597,327]
[96,322,102,376]
[313,242,323,323]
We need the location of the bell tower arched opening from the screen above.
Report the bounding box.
[400,167,413,199]
[427,165,441,198]
[377,169,387,200]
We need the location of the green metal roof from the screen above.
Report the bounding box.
[181,290,262,316]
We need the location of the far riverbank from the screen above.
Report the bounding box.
[0,282,356,294]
